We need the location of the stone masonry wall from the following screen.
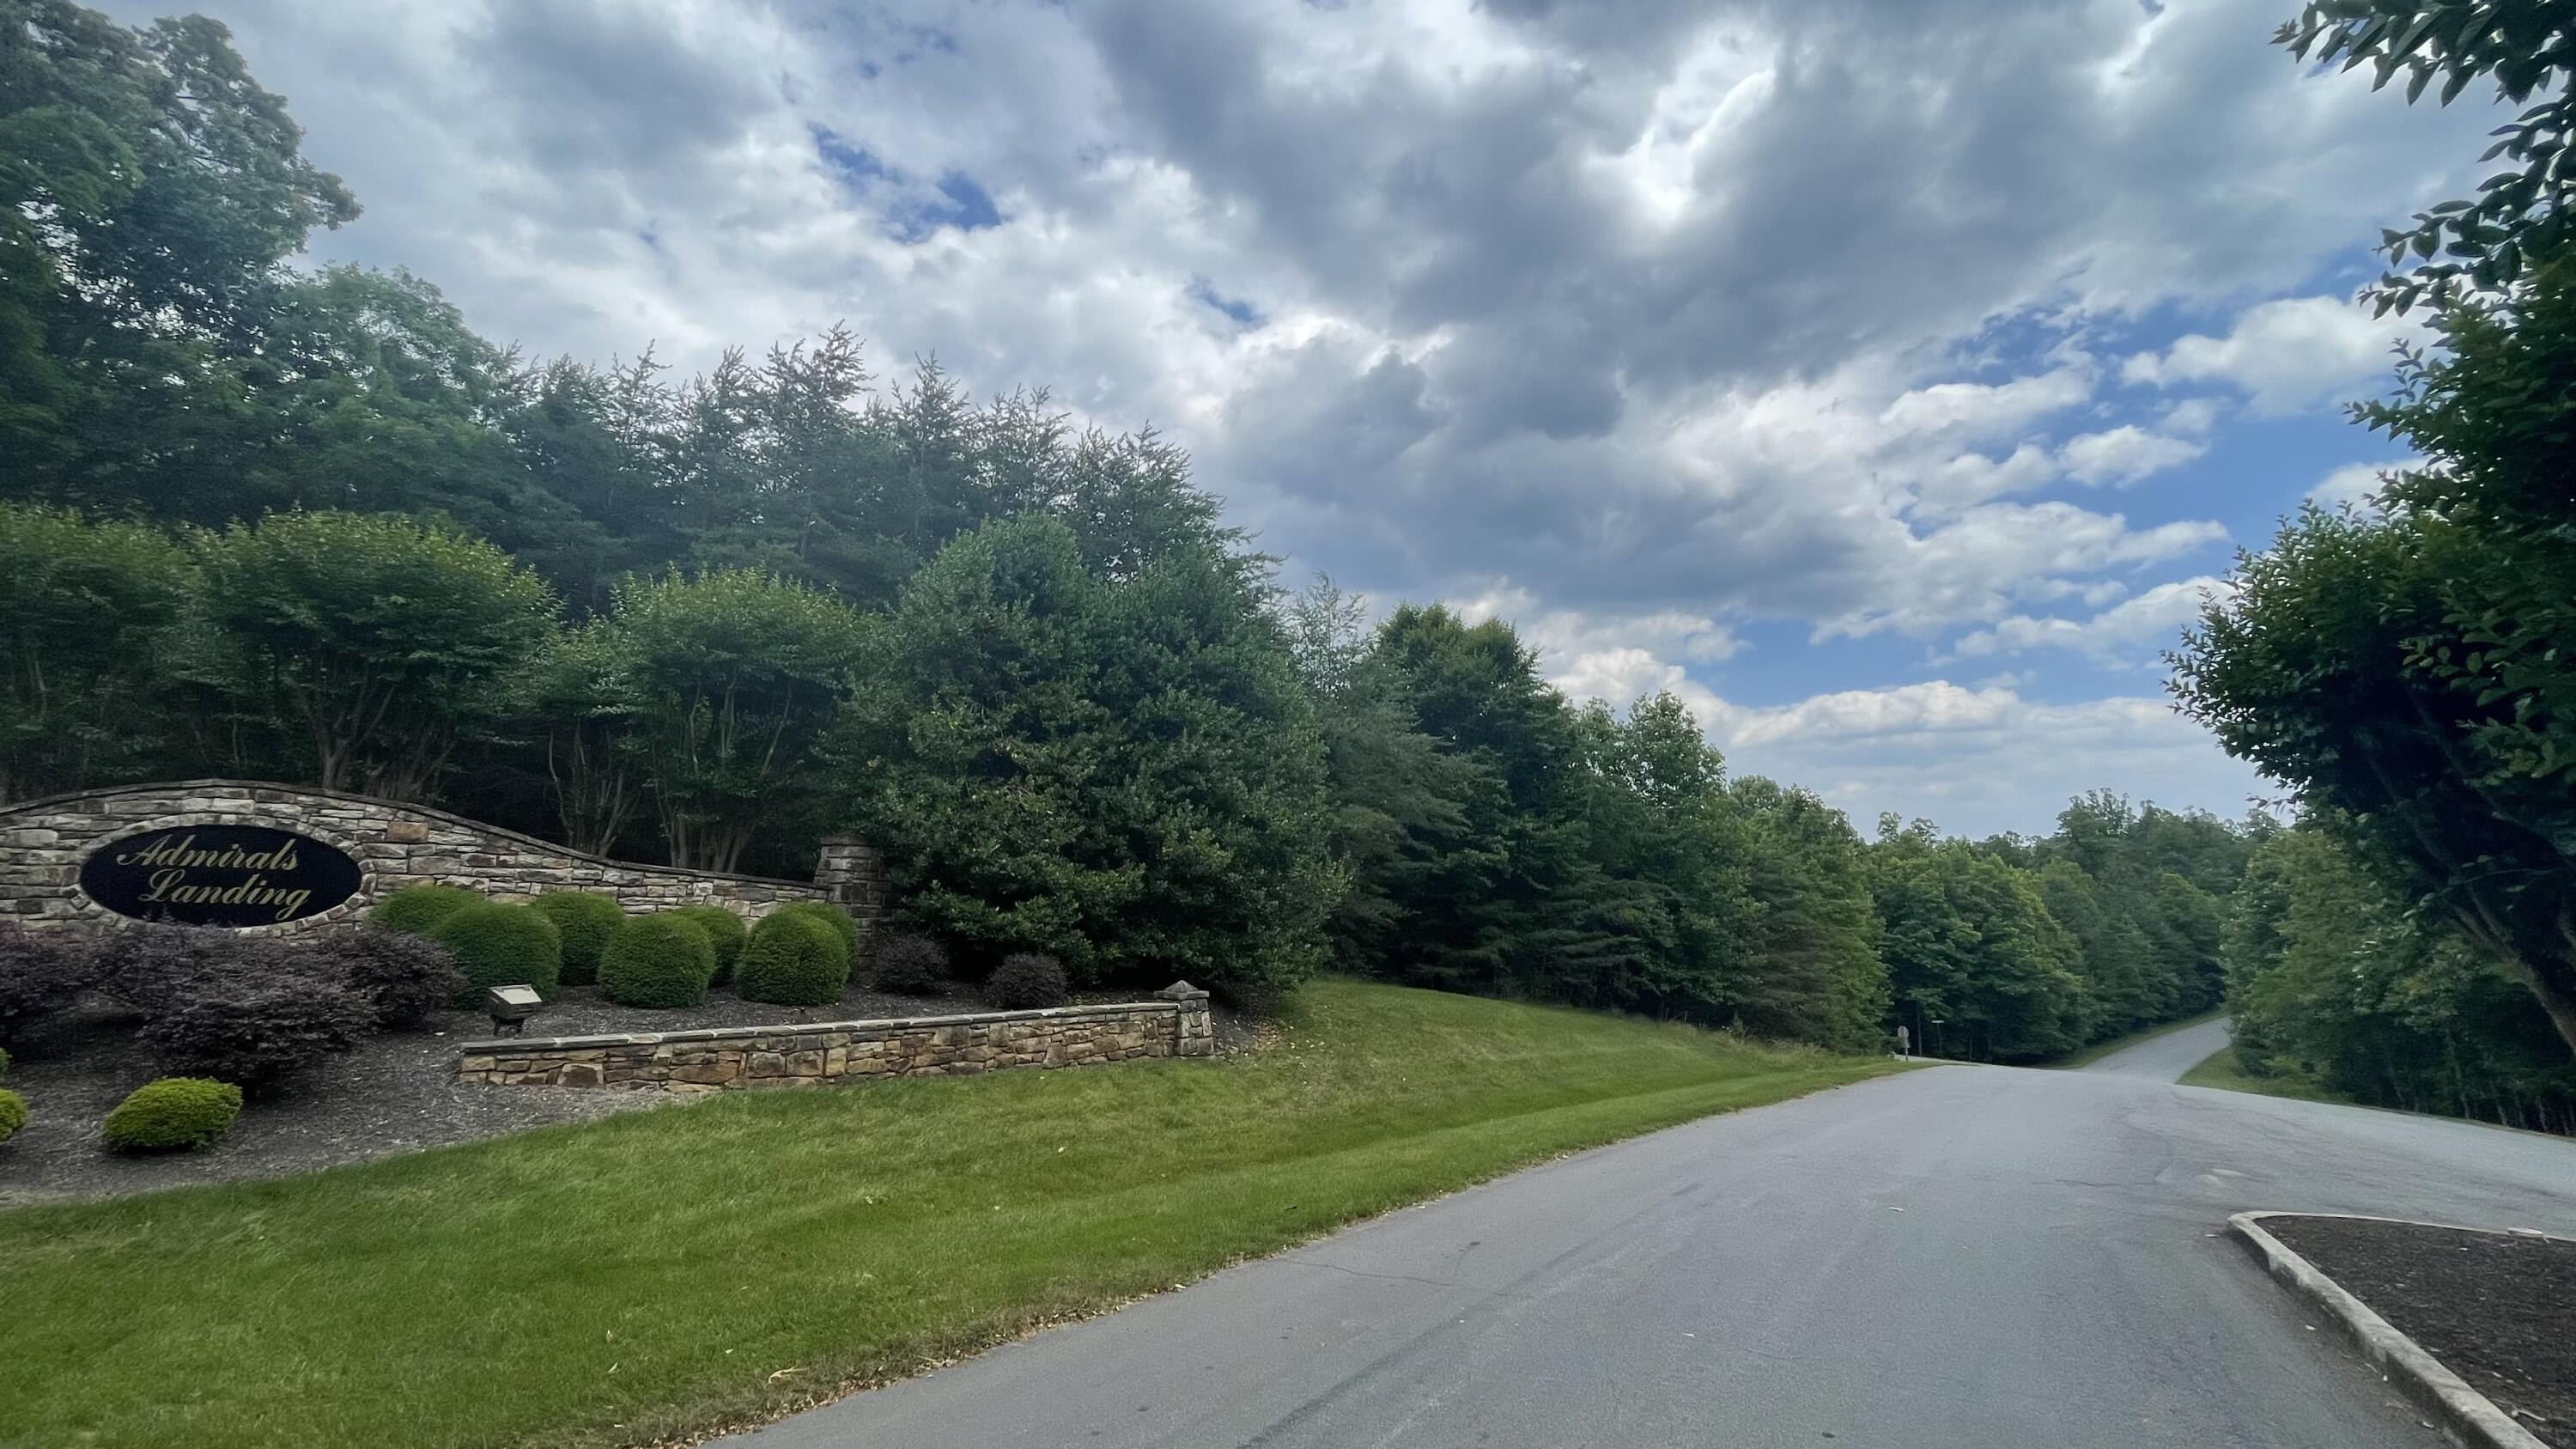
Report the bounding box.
[0,780,886,935]
[457,985,1217,1092]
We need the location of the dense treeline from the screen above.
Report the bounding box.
[2223,825,2576,1132]
[0,4,2383,1069]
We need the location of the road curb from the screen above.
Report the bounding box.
[2227,1211,2551,1449]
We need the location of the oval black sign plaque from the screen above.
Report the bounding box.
[78,825,363,928]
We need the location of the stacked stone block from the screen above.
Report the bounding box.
[457,988,1216,1092]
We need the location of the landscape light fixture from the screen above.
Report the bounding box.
[486,984,544,1036]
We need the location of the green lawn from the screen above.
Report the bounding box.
[0,978,1902,1449]
[2178,1044,2354,1105]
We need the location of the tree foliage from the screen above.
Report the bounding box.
[0,504,195,801]
[605,569,866,872]
[187,510,558,799]
[2226,826,2576,1129]
[2174,257,2576,1056]
[837,517,1338,993]
[2276,0,2576,313]
[1871,820,2087,1062]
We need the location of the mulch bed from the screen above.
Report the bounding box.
[2263,1214,2576,1446]
[0,983,1249,1209]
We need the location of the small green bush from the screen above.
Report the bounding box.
[986,951,1071,1009]
[428,903,562,1004]
[103,1077,241,1153]
[669,905,749,984]
[532,892,626,985]
[0,1087,24,1145]
[737,911,850,1007]
[369,885,481,936]
[770,901,859,971]
[870,932,950,995]
[599,915,716,1008]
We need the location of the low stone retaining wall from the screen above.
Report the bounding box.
[0,780,884,935]
[457,984,1215,1093]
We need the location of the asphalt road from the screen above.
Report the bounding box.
[2076,1014,2234,1081]
[730,1023,2576,1449]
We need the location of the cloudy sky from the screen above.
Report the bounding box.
[109,0,2492,837]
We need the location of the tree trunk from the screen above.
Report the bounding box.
[2500,936,2576,1061]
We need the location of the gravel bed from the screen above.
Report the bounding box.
[2264,1214,2576,1446]
[0,983,1247,1209]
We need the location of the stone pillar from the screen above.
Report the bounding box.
[1159,980,1214,1057]
[813,836,887,926]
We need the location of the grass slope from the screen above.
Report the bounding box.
[0,979,1901,1449]
[2041,1009,2226,1070]
[2178,1044,2354,1105]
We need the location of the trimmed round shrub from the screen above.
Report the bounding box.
[985,951,1071,1010]
[599,915,717,1008]
[669,905,749,984]
[532,892,626,985]
[869,932,950,995]
[103,1076,241,1153]
[737,911,850,1007]
[369,884,481,936]
[0,1087,24,1145]
[311,927,467,1030]
[137,971,374,1092]
[428,902,562,1004]
[770,901,859,971]
[0,925,107,1044]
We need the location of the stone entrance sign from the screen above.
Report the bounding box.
[77,824,363,927]
[0,779,886,936]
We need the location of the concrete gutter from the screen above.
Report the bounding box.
[2228,1210,2554,1449]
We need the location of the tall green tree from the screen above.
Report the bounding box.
[608,568,867,874]
[2227,826,2576,1129]
[1731,776,1892,1050]
[838,517,1338,991]
[1283,578,1489,977]
[508,622,644,857]
[0,504,195,801]
[189,511,558,800]
[1566,694,1760,1022]
[2174,258,2576,1056]
[1,3,358,511]
[1871,819,2087,1062]
[1358,604,1605,1000]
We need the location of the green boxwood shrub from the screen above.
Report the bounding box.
[427,903,561,1004]
[103,1077,241,1153]
[769,901,859,971]
[986,951,1071,1009]
[0,1087,24,1145]
[669,905,749,984]
[599,915,716,1008]
[737,911,849,1007]
[870,932,950,995]
[532,892,626,985]
[368,884,481,936]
